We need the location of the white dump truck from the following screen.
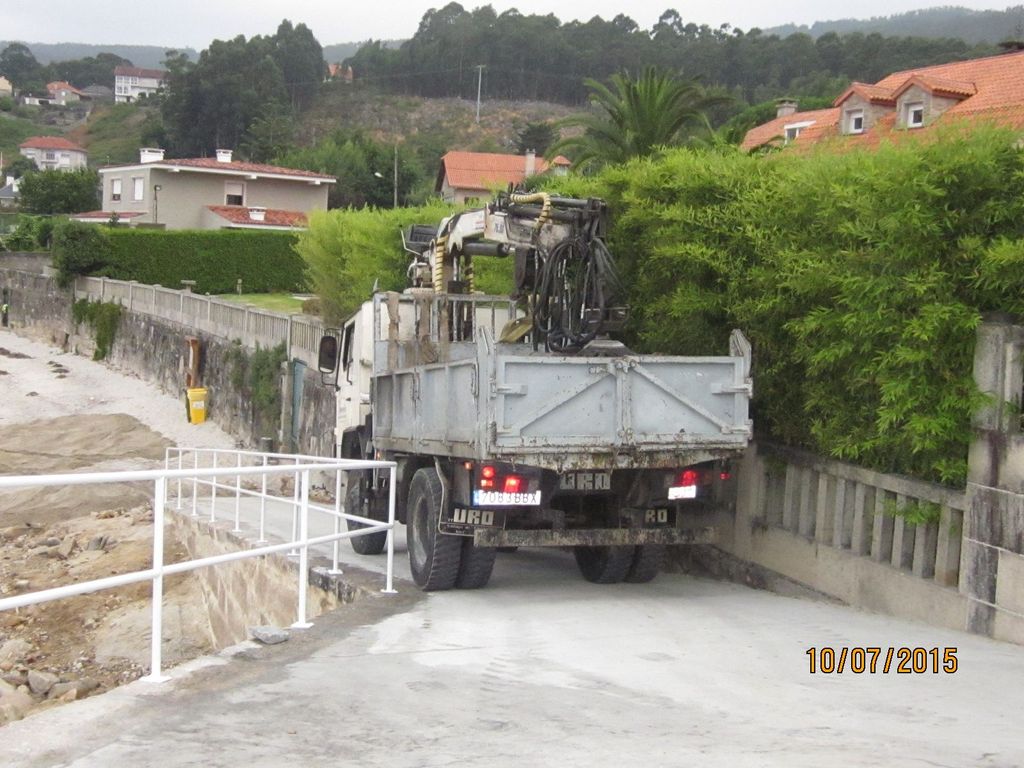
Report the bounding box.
[318,192,752,590]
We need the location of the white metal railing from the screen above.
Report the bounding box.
[0,449,397,682]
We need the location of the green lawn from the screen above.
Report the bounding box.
[214,293,309,314]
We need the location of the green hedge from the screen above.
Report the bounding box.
[53,224,306,294]
[102,229,305,294]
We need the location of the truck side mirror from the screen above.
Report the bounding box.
[318,335,338,374]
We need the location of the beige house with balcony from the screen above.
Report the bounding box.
[73,148,335,231]
[19,136,89,171]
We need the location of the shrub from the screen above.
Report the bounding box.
[52,220,112,287]
[72,298,122,360]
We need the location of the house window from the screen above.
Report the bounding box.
[846,109,864,134]
[783,120,814,144]
[132,177,144,202]
[905,102,925,128]
[225,182,245,206]
[111,178,122,202]
[45,151,56,161]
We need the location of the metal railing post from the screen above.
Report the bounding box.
[210,451,218,521]
[258,454,268,544]
[233,452,242,532]
[330,468,343,575]
[191,450,199,517]
[176,450,183,511]
[288,457,299,556]
[142,476,170,682]
[291,469,313,629]
[383,464,397,594]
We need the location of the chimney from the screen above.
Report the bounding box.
[525,149,536,176]
[216,148,233,163]
[139,147,165,163]
[776,99,798,119]
[248,206,266,222]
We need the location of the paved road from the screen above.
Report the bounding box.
[2,522,1022,767]
[2,328,1022,766]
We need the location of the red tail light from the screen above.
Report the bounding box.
[678,469,700,487]
[720,472,732,481]
[481,465,496,479]
[503,475,522,494]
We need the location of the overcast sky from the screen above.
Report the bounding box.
[1,1,1014,47]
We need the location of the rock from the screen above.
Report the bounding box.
[43,537,61,547]
[0,679,33,724]
[86,535,112,551]
[57,688,77,702]
[249,626,290,645]
[27,669,58,695]
[1,671,27,687]
[13,579,30,590]
[0,661,12,672]
[57,536,76,559]
[28,546,54,558]
[0,639,32,665]
[48,677,98,700]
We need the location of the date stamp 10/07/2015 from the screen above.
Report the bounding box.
[806,647,958,674]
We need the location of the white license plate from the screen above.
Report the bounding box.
[668,485,698,500]
[472,490,542,506]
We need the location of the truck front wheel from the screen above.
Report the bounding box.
[345,471,388,556]
[574,545,635,584]
[407,468,462,591]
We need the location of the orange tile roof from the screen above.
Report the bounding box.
[739,108,840,152]
[742,49,1024,152]
[437,151,560,192]
[19,136,86,152]
[834,82,897,106]
[207,205,308,228]
[46,81,84,96]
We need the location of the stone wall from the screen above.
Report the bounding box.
[169,513,339,648]
[0,252,50,274]
[0,267,336,455]
[962,319,1024,644]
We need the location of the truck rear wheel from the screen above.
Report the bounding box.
[345,471,388,556]
[574,545,635,584]
[456,540,497,589]
[625,545,664,583]
[407,468,462,591]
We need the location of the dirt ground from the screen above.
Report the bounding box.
[0,331,236,724]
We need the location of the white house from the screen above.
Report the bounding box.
[19,136,89,171]
[114,66,166,103]
[0,75,13,98]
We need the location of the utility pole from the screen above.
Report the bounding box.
[475,65,485,124]
[393,142,399,209]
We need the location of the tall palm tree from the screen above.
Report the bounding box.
[549,67,730,172]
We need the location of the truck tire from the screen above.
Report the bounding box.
[345,471,388,555]
[574,545,635,584]
[625,545,664,583]
[407,468,462,591]
[456,540,497,589]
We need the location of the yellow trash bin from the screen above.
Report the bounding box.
[185,387,208,424]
